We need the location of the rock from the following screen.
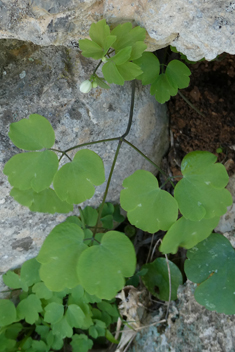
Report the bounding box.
[0,1,235,61]
[130,280,235,352]
[0,39,168,273]
[216,175,235,233]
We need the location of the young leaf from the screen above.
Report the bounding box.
[37,222,88,291]
[110,46,132,65]
[70,334,93,352]
[97,301,119,317]
[133,52,160,85]
[65,304,85,328]
[185,233,235,314]
[32,282,53,300]
[113,204,125,223]
[142,258,183,301]
[79,39,104,60]
[31,340,48,351]
[102,60,125,85]
[77,231,136,299]
[82,206,98,227]
[20,258,41,287]
[129,41,147,60]
[150,73,178,104]
[0,335,15,351]
[165,60,191,89]
[95,75,110,89]
[17,294,42,324]
[89,19,116,54]
[8,114,55,150]
[0,300,17,326]
[174,151,232,221]
[52,316,73,339]
[5,323,22,340]
[116,62,143,81]
[10,187,73,214]
[44,302,64,324]
[111,23,146,52]
[160,216,220,254]
[120,170,178,233]
[3,271,28,292]
[53,149,105,204]
[3,151,58,192]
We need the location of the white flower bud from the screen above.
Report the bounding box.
[102,56,108,63]
[92,82,98,88]
[80,80,92,93]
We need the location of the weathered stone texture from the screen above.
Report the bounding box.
[0,39,168,273]
[0,1,235,61]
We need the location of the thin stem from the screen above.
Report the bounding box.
[123,139,175,188]
[50,149,72,162]
[165,253,172,319]
[121,80,135,138]
[63,137,119,154]
[178,91,205,118]
[160,175,183,189]
[83,238,101,244]
[93,60,102,75]
[78,206,85,228]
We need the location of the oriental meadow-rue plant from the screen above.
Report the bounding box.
[0,19,234,352]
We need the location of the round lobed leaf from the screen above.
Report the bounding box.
[174,151,232,221]
[77,231,136,299]
[44,302,64,324]
[150,73,178,104]
[17,294,42,324]
[160,216,220,254]
[133,52,160,85]
[185,233,235,314]
[8,114,55,150]
[165,60,191,89]
[142,258,183,301]
[0,300,17,326]
[3,151,58,192]
[53,149,105,205]
[120,170,178,233]
[65,304,85,328]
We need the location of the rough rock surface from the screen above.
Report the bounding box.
[216,174,235,233]
[0,39,168,273]
[0,1,234,61]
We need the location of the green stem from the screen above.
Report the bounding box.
[160,175,183,189]
[178,91,205,118]
[123,139,175,188]
[93,60,102,75]
[62,137,119,155]
[83,238,101,244]
[78,206,86,228]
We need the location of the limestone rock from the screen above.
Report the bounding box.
[0,1,235,61]
[0,39,168,273]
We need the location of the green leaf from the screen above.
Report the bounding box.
[0,335,15,352]
[89,319,106,338]
[133,52,160,85]
[89,19,116,54]
[17,294,42,324]
[50,333,63,350]
[32,282,53,299]
[79,39,104,60]
[102,60,125,85]
[160,216,220,254]
[3,271,28,292]
[65,304,85,328]
[8,114,55,150]
[68,296,93,330]
[35,325,50,340]
[185,233,235,314]
[3,151,58,192]
[95,76,110,89]
[70,334,93,352]
[113,204,125,222]
[150,73,178,104]
[53,149,105,204]
[37,222,87,291]
[130,41,147,60]
[106,329,119,344]
[31,340,48,352]
[20,258,41,287]
[174,151,232,221]
[10,187,73,213]
[117,62,143,81]
[82,206,98,227]
[120,170,178,233]
[0,300,17,326]
[110,47,132,65]
[5,323,22,340]
[71,285,84,301]
[101,214,113,229]
[52,316,73,339]
[165,60,191,89]
[64,216,82,227]
[97,301,119,317]
[111,23,146,52]
[77,231,136,299]
[142,258,183,301]
[44,302,64,324]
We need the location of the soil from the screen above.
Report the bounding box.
[166,53,235,178]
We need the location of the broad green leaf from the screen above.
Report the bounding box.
[3,151,58,192]
[31,340,48,351]
[120,170,178,233]
[160,216,220,254]
[32,282,53,299]
[5,323,22,340]
[17,294,42,324]
[95,76,110,89]
[150,73,178,104]
[8,114,55,150]
[79,39,104,60]
[64,215,82,227]
[174,151,232,221]
[89,319,106,338]
[111,23,146,51]
[65,304,85,328]
[97,301,119,317]
[133,52,160,85]
[185,233,235,314]
[165,60,191,89]
[35,325,50,340]
[89,19,116,54]
[130,41,147,60]
[102,60,125,85]
[53,149,105,204]
[100,202,114,216]
[0,335,15,351]
[117,62,143,81]
[82,206,98,227]
[113,204,125,223]
[110,47,132,65]
[52,316,73,339]
[0,300,17,326]
[20,258,41,287]
[44,302,64,324]
[77,231,136,299]
[10,187,73,214]
[67,297,93,330]
[101,214,113,229]
[3,271,28,292]
[50,333,63,350]
[37,222,87,291]
[142,258,183,301]
[70,334,93,352]
[71,285,84,300]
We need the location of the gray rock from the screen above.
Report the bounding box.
[0,39,169,273]
[0,1,235,61]
[216,175,235,233]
